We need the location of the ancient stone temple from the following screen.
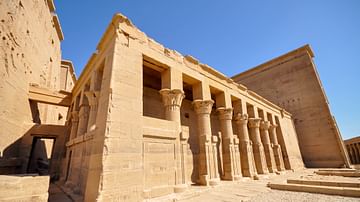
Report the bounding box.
[0,1,351,201]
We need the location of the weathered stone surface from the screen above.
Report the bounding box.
[1,1,348,201]
[232,45,350,168]
[0,175,49,201]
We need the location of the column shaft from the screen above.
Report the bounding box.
[69,111,79,140]
[76,105,90,136]
[260,121,277,173]
[218,108,241,180]
[235,113,257,178]
[160,89,187,191]
[193,100,219,186]
[269,124,285,171]
[84,91,100,133]
[248,118,268,174]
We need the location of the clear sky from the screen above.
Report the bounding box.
[56,0,360,139]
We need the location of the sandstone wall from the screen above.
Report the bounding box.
[232,45,349,168]
[0,0,65,173]
[0,175,49,201]
[72,13,305,201]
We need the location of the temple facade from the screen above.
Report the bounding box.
[0,1,351,201]
[59,14,303,201]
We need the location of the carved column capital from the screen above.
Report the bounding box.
[71,111,79,122]
[84,91,100,107]
[159,89,185,109]
[192,99,214,114]
[269,124,278,131]
[217,107,233,120]
[260,121,271,130]
[234,113,248,125]
[248,118,261,128]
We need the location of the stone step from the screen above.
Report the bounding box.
[268,183,360,197]
[315,170,360,177]
[317,168,357,172]
[287,179,360,188]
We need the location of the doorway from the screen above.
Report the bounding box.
[27,137,56,175]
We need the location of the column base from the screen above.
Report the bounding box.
[198,175,220,186]
[222,172,235,181]
[234,175,242,181]
[174,184,187,193]
[239,141,257,178]
[273,144,285,171]
[263,144,277,173]
[209,178,220,186]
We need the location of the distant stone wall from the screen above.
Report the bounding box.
[0,175,49,201]
[232,45,349,168]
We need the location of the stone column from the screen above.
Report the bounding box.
[269,124,285,171]
[260,121,277,173]
[76,104,90,136]
[248,118,268,174]
[160,89,187,191]
[349,145,355,164]
[69,111,79,140]
[352,145,357,164]
[193,99,219,186]
[235,113,256,178]
[159,89,185,124]
[354,144,360,164]
[217,107,241,180]
[84,91,100,133]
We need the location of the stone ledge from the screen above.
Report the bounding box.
[66,131,95,147]
[315,170,360,177]
[287,179,360,188]
[268,183,360,197]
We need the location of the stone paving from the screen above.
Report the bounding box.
[147,169,360,202]
[48,169,360,201]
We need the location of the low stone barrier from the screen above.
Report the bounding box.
[0,174,49,201]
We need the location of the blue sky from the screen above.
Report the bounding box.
[56,0,360,139]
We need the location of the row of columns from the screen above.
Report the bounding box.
[69,90,100,140]
[159,88,287,188]
[347,143,360,164]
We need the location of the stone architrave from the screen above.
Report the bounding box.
[260,121,277,173]
[217,107,241,180]
[69,111,79,140]
[248,118,268,174]
[269,124,285,171]
[159,89,187,192]
[84,91,100,133]
[193,99,220,186]
[235,113,257,178]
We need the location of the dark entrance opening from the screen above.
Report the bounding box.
[27,137,55,175]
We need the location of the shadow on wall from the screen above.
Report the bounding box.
[0,123,69,182]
